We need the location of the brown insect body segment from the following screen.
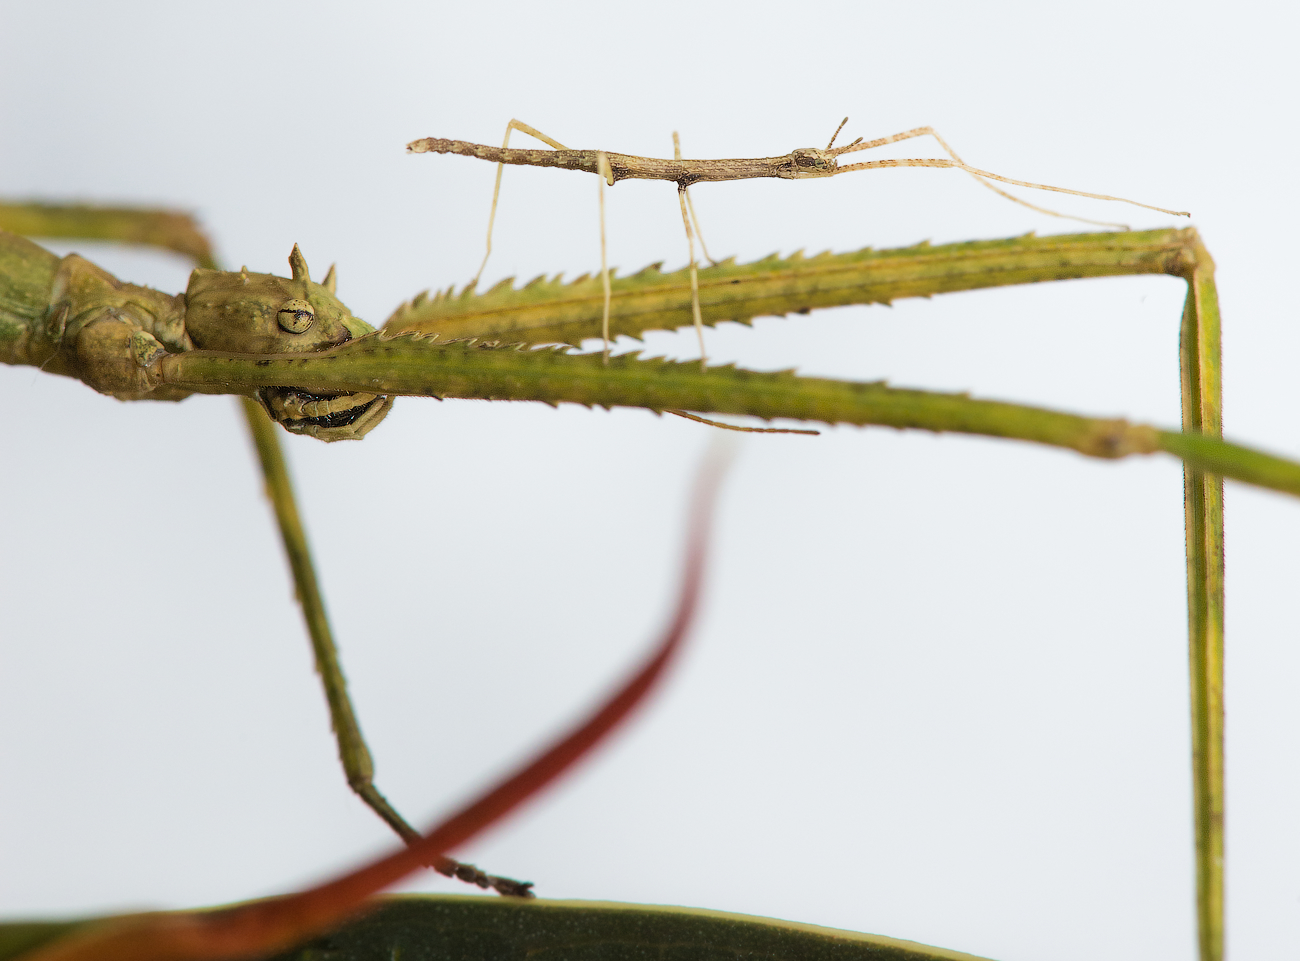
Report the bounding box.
[405,139,842,188]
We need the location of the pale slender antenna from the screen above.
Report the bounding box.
[674,132,708,370]
[473,119,572,290]
[597,150,613,364]
[667,409,819,435]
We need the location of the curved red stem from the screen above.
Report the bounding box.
[28,449,731,961]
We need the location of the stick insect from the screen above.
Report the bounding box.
[407,117,1189,368]
[5,120,1300,960]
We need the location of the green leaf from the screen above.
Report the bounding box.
[0,897,997,961]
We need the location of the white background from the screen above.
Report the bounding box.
[2,3,1298,959]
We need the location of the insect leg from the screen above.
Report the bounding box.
[665,409,819,435]
[831,125,1186,220]
[670,139,706,369]
[839,125,1130,228]
[0,201,218,268]
[673,133,713,371]
[597,150,613,363]
[1,202,533,896]
[671,135,718,268]
[910,127,1132,228]
[242,401,534,897]
[473,119,572,290]
[469,122,620,362]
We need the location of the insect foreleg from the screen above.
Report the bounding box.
[908,126,1130,228]
[2,210,532,895]
[831,125,1189,220]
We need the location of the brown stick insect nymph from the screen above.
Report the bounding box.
[407,117,1189,372]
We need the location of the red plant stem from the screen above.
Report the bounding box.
[27,447,732,961]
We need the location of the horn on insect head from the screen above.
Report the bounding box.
[321,263,337,294]
[288,244,310,284]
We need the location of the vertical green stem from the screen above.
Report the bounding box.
[1178,239,1224,961]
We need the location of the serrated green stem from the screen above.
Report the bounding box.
[384,228,1195,346]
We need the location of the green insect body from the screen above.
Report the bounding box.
[9,208,1300,961]
[0,229,392,440]
[4,221,1297,503]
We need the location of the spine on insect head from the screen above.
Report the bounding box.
[289,243,311,283]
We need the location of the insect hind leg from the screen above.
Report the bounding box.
[474,119,573,290]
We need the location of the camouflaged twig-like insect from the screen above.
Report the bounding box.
[0,231,391,440]
[11,193,1300,961]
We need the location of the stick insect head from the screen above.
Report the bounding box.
[183,245,393,441]
[772,147,838,180]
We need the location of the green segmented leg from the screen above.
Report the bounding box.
[0,201,533,898]
[241,398,532,898]
[1176,235,1224,961]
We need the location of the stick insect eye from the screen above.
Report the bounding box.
[278,299,315,333]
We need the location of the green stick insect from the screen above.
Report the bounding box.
[3,122,1300,961]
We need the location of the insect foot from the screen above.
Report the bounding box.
[438,858,536,898]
